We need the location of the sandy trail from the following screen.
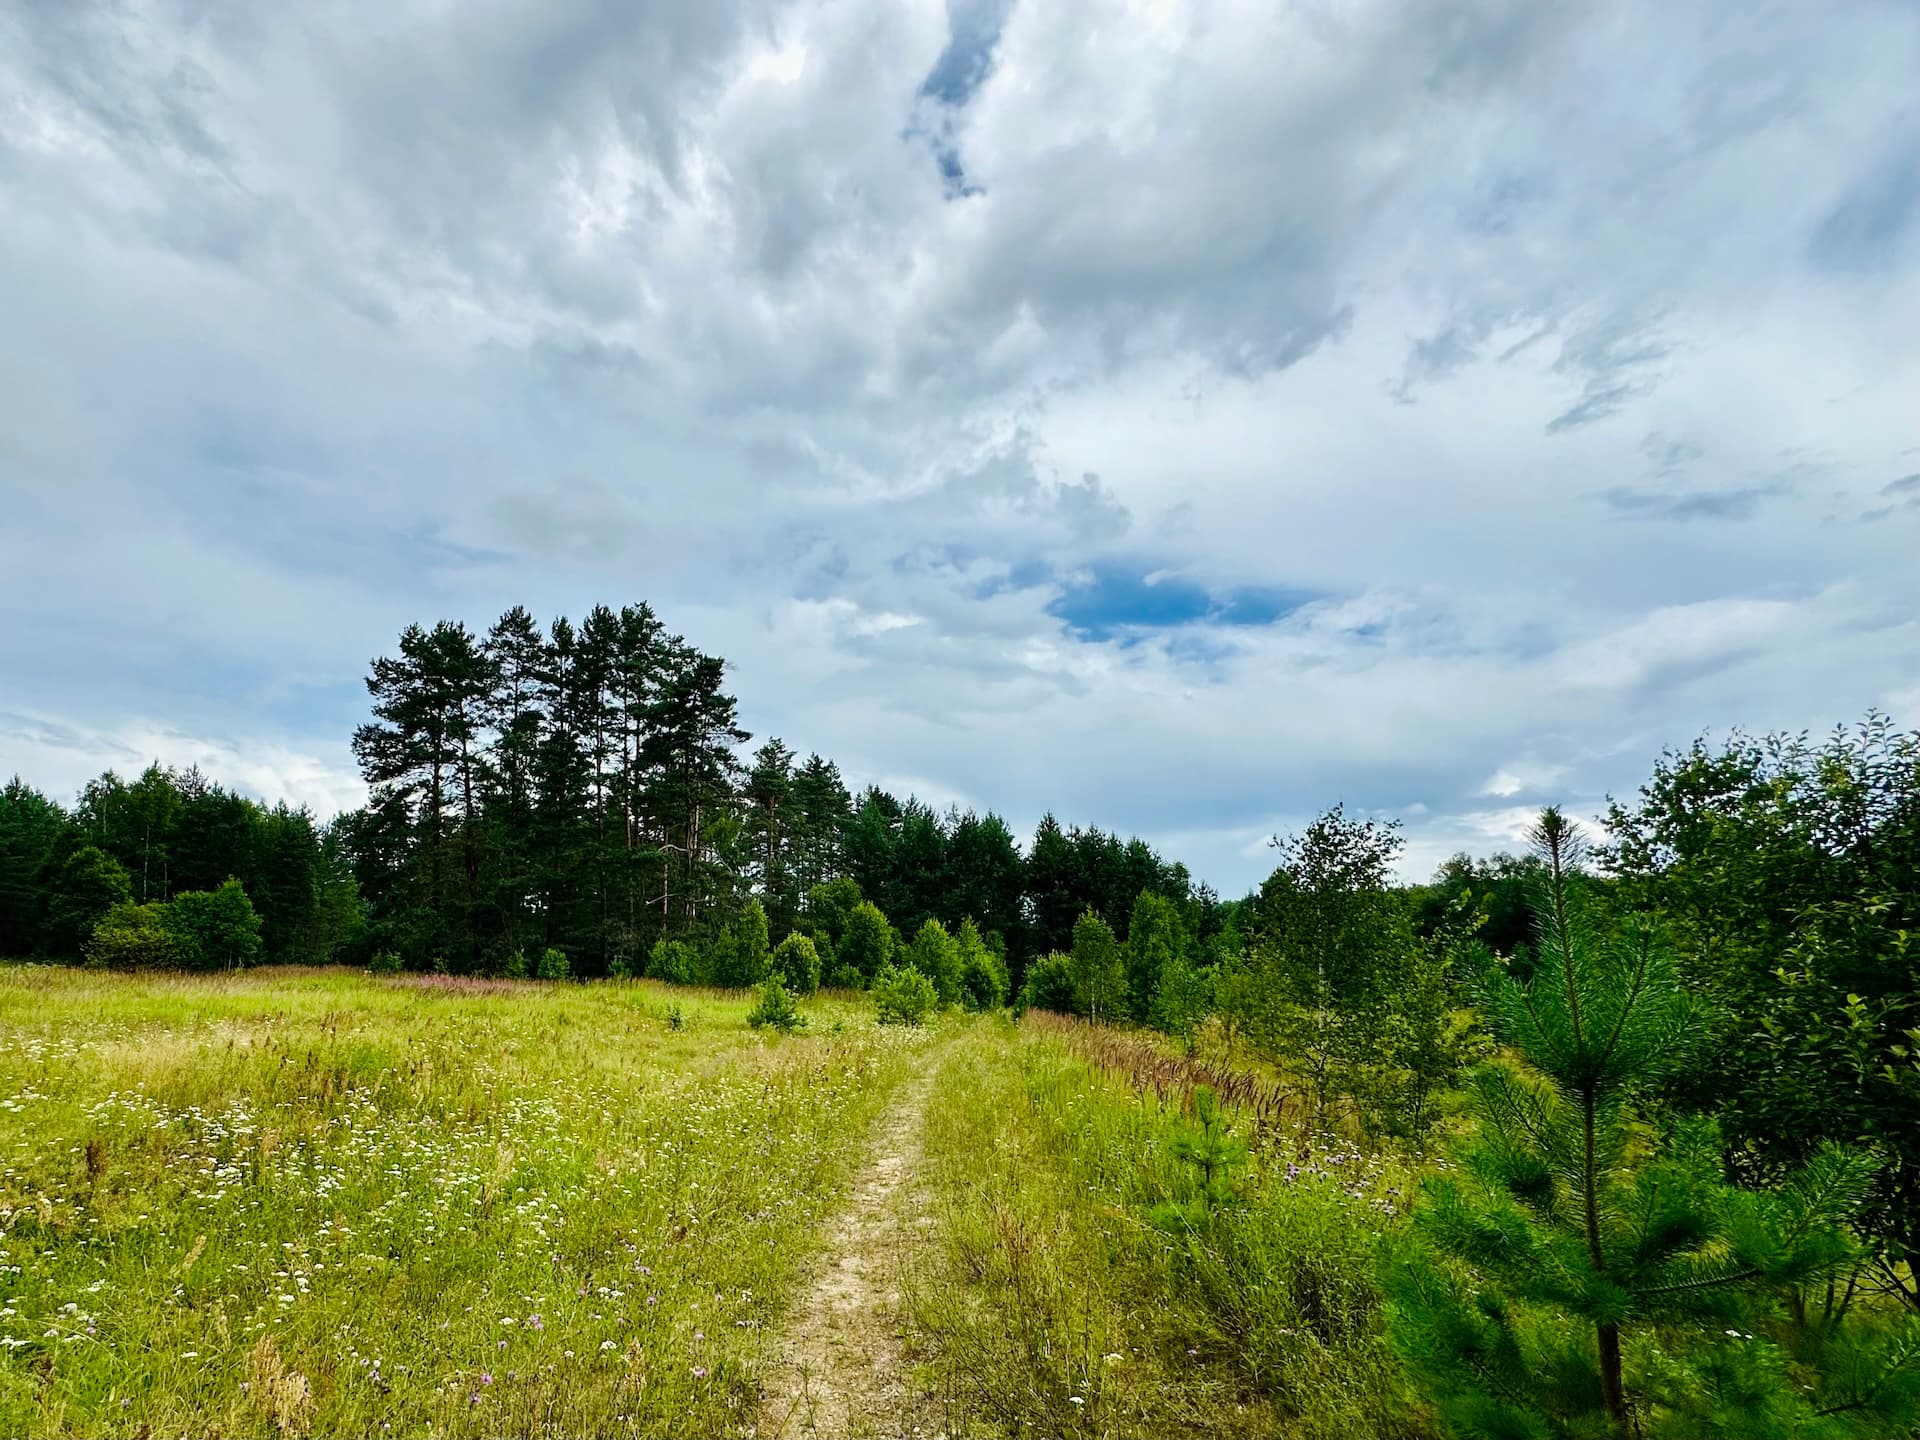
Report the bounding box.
[758,1051,943,1439]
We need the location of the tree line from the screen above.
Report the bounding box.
[0,766,355,969]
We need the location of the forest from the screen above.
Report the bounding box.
[1,603,1916,1438]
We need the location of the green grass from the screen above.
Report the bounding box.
[0,965,926,1437]
[907,1020,1433,1440]
[0,966,1444,1439]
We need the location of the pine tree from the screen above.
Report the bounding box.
[1384,808,1920,1439]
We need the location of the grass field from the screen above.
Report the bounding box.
[0,967,929,1437]
[0,965,1430,1439]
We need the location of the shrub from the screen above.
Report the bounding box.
[769,932,822,995]
[907,918,961,1005]
[647,938,697,985]
[87,902,183,970]
[163,878,263,970]
[366,948,403,975]
[607,953,633,979]
[836,901,894,983]
[1016,951,1076,1015]
[1148,950,1211,1051]
[956,917,1008,1011]
[499,948,530,979]
[536,947,569,980]
[827,962,865,991]
[747,976,807,1034]
[663,1002,685,1032]
[873,964,937,1027]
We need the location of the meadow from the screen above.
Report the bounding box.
[0,966,928,1438]
[0,964,1433,1440]
[2,955,1914,1440]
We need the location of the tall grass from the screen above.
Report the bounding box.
[907,1019,1433,1439]
[0,965,923,1437]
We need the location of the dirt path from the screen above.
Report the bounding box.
[758,1050,943,1439]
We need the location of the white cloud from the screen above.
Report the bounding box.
[1,0,1914,892]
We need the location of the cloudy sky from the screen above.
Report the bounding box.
[2,0,1915,889]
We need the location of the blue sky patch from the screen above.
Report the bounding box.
[1048,563,1319,641]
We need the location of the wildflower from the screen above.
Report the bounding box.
[480,1371,493,1385]
[693,1365,708,1378]
[1070,1396,1084,1406]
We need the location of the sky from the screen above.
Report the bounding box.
[1,0,1915,891]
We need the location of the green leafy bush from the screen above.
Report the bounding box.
[836,900,895,984]
[162,878,263,970]
[499,948,529,979]
[86,902,183,970]
[747,976,807,1034]
[956,918,1008,1011]
[769,932,822,995]
[1016,951,1076,1015]
[647,938,698,985]
[366,948,403,975]
[826,962,865,990]
[536,946,569,980]
[873,964,936,1026]
[907,918,961,1005]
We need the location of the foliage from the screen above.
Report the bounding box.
[0,779,69,956]
[837,900,895,984]
[1127,890,1189,1023]
[498,948,529,979]
[535,946,569,981]
[86,902,185,970]
[746,975,806,1033]
[1224,806,1459,1135]
[1017,951,1077,1015]
[1069,909,1127,1022]
[366,948,403,975]
[907,918,961,1006]
[826,963,865,990]
[47,846,133,959]
[769,931,822,995]
[646,937,698,985]
[1149,1085,1247,1230]
[801,877,863,954]
[1384,808,1918,1439]
[1149,948,1212,1051]
[873,964,937,1026]
[956,917,1009,1011]
[163,878,264,971]
[1600,714,1920,1303]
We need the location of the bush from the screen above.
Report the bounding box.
[499,948,529,979]
[607,953,633,979]
[956,918,1009,1011]
[647,938,698,985]
[366,949,403,975]
[87,902,183,970]
[164,879,263,971]
[1016,951,1076,1015]
[907,918,961,1005]
[747,976,807,1034]
[769,932,822,995]
[873,964,937,1026]
[836,900,894,983]
[536,947,569,980]
[827,963,865,990]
